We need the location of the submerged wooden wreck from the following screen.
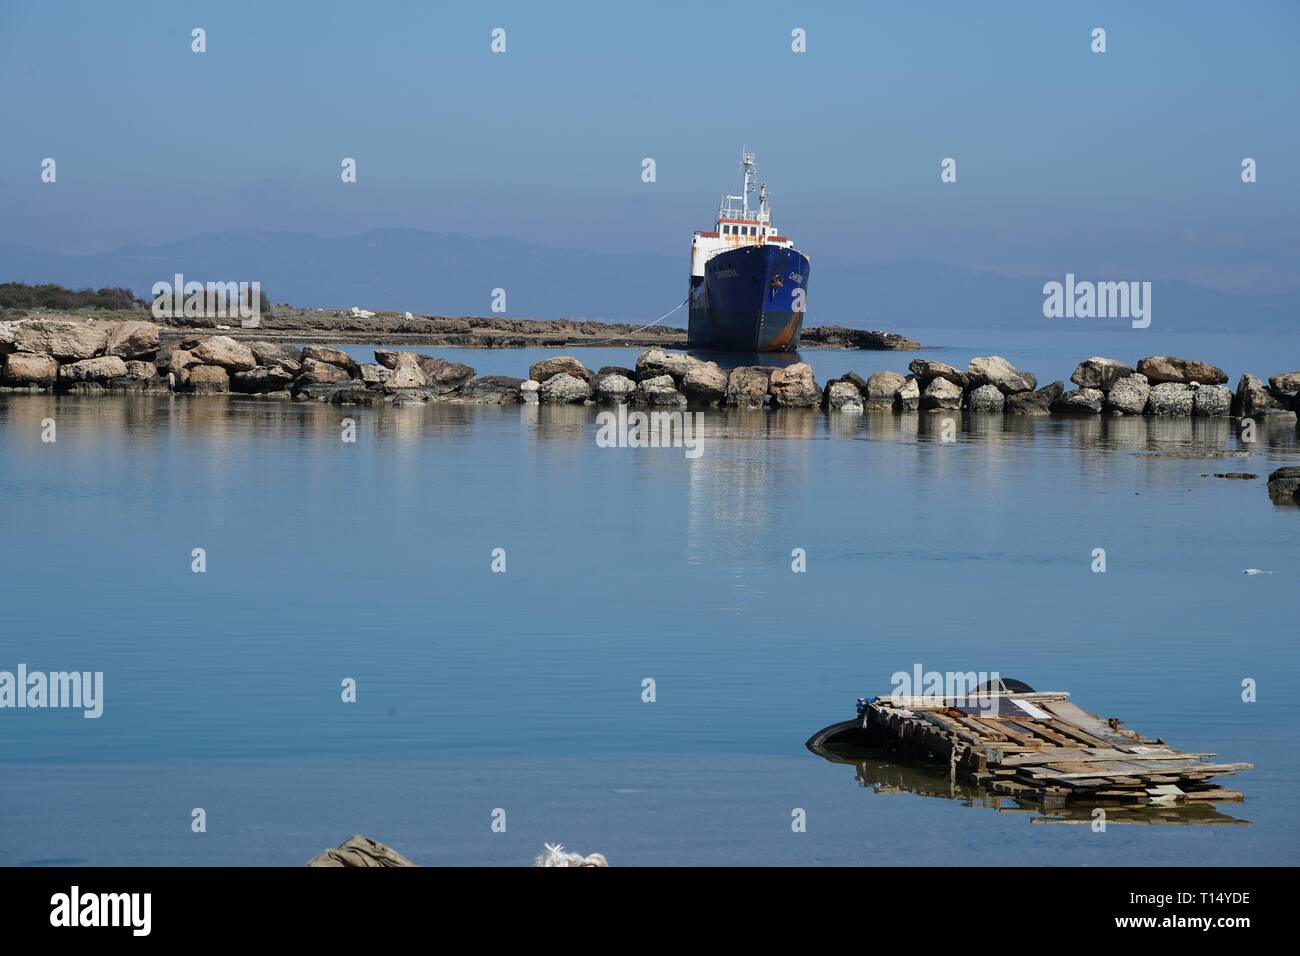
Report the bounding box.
[807,682,1250,807]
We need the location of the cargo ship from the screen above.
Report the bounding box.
[687,151,811,352]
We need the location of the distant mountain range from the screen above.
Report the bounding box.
[1,228,1295,334]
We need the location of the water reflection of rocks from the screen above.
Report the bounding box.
[2,392,1296,464]
[816,747,1250,827]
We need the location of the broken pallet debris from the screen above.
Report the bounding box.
[808,689,1250,807]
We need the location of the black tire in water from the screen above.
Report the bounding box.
[973,677,1035,694]
[804,719,871,755]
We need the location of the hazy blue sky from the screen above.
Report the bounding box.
[2,0,1297,293]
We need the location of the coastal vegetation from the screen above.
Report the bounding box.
[0,282,144,315]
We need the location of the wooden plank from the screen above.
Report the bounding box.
[1041,701,1142,748]
[991,780,1035,794]
[1050,762,1252,781]
[998,749,1212,767]
[917,712,984,746]
[951,714,1008,740]
[882,692,1069,710]
[970,718,1047,747]
[1016,761,1106,777]
[1011,720,1078,748]
[1043,718,1117,749]
[1182,788,1244,802]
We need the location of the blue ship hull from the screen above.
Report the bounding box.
[688,244,811,352]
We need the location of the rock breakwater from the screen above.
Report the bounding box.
[3,320,1298,428]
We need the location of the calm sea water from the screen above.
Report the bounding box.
[336,324,1300,394]
[2,328,1299,866]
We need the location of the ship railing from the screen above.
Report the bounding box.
[717,204,771,223]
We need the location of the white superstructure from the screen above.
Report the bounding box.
[689,151,794,280]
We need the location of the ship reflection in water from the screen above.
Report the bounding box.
[810,745,1251,827]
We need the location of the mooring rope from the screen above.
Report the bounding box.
[585,293,691,347]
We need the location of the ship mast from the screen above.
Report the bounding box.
[718,149,770,226]
[740,149,755,220]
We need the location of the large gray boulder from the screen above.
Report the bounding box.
[57,355,128,383]
[250,341,303,366]
[307,835,416,868]
[908,359,967,388]
[895,377,921,411]
[1104,374,1150,415]
[449,375,524,404]
[1005,380,1062,415]
[1051,387,1104,414]
[968,355,1036,394]
[920,377,962,410]
[520,380,540,404]
[11,319,108,360]
[825,380,864,412]
[1267,467,1300,505]
[636,374,687,407]
[529,355,591,384]
[231,366,295,393]
[1136,355,1227,385]
[865,370,906,410]
[296,381,373,403]
[835,371,871,395]
[165,348,201,374]
[298,358,352,385]
[103,320,160,359]
[185,364,230,394]
[1070,356,1134,391]
[595,373,637,404]
[387,352,427,389]
[597,365,637,380]
[301,345,356,371]
[1193,383,1232,417]
[723,366,771,407]
[0,320,19,354]
[966,383,1005,412]
[539,372,592,403]
[192,335,256,372]
[635,348,695,383]
[123,360,157,381]
[1268,371,1300,394]
[768,363,820,407]
[328,382,381,405]
[1234,373,1295,418]
[416,355,475,393]
[358,363,391,386]
[2,352,59,386]
[1146,382,1195,416]
[680,361,728,405]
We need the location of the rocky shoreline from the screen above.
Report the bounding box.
[128,307,922,351]
[4,316,1298,423]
